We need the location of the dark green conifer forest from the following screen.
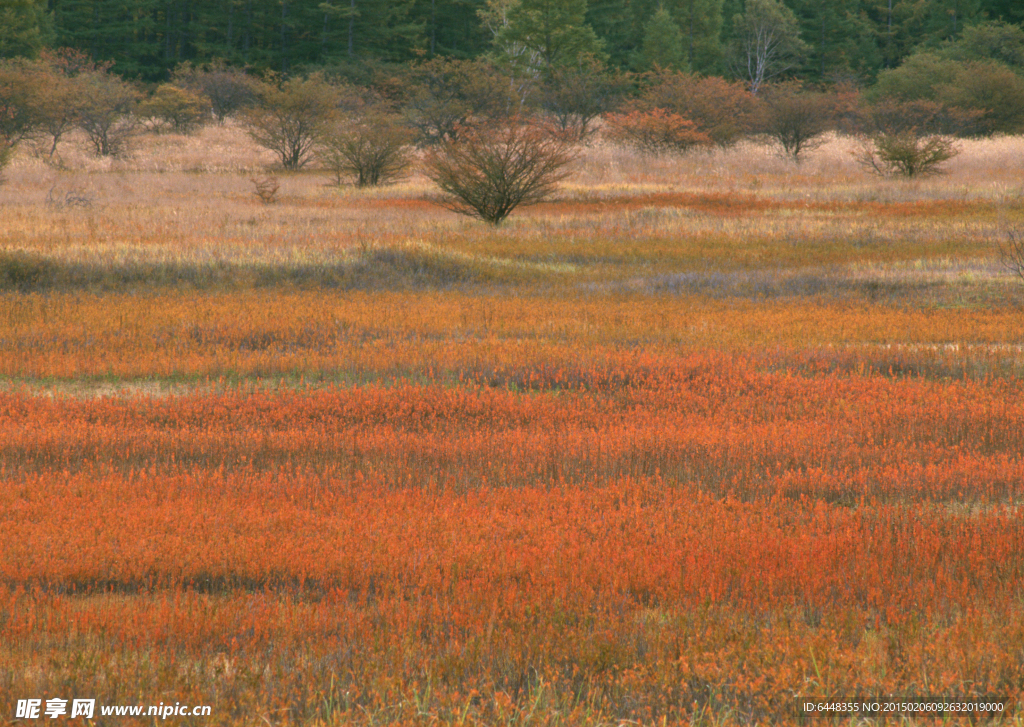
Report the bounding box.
[1,0,1020,84]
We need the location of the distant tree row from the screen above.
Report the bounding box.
[4,48,1019,175]
[1,0,1022,85]
[0,47,1005,224]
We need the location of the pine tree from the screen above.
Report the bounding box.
[492,0,606,72]
[789,0,881,81]
[0,0,54,58]
[585,0,633,68]
[919,0,982,44]
[638,6,685,70]
[866,0,930,70]
[671,0,723,73]
[408,0,489,57]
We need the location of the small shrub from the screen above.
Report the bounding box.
[424,119,575,225]
[603,108,712,155]
[251,175,280,204]
[999,228,1024,287]
[855,132,958,178]
[320,114,414,187]
[0,140,14,183]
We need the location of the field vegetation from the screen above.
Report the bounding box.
[2,118,1024,726]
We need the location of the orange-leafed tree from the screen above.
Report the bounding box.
[604,108,713,155]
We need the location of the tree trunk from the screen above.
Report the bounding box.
[348,0,355,57]
[281,0,289,72]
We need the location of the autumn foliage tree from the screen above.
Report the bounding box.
[242,73,344,169]
[0,49,112,162]
[23,52,87,158]
[604,108,712,155]
[424,118,575,225]
[758,82,834,161]
[537,55,629,141]
[171,60,258,123]
[75,70,140,157]
[635,69,761,147]
[401,57,512,145]
[139,84,211,134]
[0,56,41,166]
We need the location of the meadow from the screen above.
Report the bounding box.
[2,126,1024,725]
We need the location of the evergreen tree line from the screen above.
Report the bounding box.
[1,0,1022,84]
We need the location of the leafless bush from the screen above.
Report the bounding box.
[45,183,93,210]
[855,132,959,178]
[999,228,1024,286]
[424,119,575,225]
[320,113,414,187]
[251,175,280,204]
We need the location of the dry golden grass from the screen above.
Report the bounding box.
[2,125,1022,301]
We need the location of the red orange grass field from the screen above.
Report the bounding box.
[2,130,1024,725]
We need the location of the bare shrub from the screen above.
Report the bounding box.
[45,183,93,210]
[424,119,575,225]
[251,175,280,204]
[999,228,1024,286]
[855,132,959,178]
[603,108,712,155]
[320,113,414,187]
